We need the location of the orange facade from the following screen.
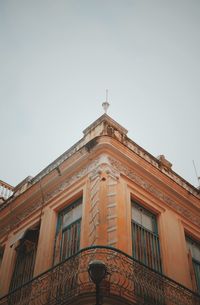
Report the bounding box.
[0,114,200,305]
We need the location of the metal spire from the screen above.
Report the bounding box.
[102,89,110,114]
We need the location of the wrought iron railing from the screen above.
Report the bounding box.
[60,218,81,260]
[132,221,162,273]
[0,246,199,305]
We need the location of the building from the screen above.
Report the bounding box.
[0,113,200,305]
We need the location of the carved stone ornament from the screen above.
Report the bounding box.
[0,156,104,239]
[0,200,42,238]
[1,153,199,240]
[108,156,200,228]
[89,173,100,245]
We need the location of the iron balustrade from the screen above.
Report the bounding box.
[61,218,81,261]
[132,221,162,273]
[0,246,199,305]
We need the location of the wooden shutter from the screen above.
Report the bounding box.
[186,236,200,293]
[131,201,162,273]
[54,198,82,264]
[9,228,39,292]
[188,249,197,291]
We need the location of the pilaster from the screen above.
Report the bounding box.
[106,169,119,248]
[116,178,132,255]
[87,157,120,247]
[88,169,101,245]
[0,234,16,297]
[33,206,57,276]
[159,210,192,289]
[80,182,91,248]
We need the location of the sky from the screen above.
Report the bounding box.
[0,0,200,188]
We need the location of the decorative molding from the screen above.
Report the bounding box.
[2,113,198,216]
[0,200,42,238]
[104,122,127,144]
[89,174,100,245]
[83,113,128,136]
[1,152,199,242]
[108,156,200,228]
[125,140,199,197]
[107,174,118,247]
[0,157,102,240]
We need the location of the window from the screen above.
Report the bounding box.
[131,201,164,305]
[131,201,162,273]
[54,198,82,264]
[186,236,200,293]
[9,227,39,292]
[8,226,39,304]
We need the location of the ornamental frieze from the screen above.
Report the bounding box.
[0,200,42,239]
[1,153,199,241]
[108,156,200,228]
[0,157,102,239]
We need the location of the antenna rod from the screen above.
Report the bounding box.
[192,160,200,187]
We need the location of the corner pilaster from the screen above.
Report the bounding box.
[33,206,57,276]
[0,234,17,297]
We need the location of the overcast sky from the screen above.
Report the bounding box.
[0,0,200,188]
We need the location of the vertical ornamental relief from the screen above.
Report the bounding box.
[88,159,120,247]
[89,172,101,245]
[106,171,119,247]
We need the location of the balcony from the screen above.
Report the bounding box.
[0,246,199,305]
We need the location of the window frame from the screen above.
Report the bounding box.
[131,201,158,234]
[186,235,200,293]
[9,226,40,293]
[54,197,82,264]
[131,200,162,273]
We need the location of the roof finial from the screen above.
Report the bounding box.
[102,89,110,114]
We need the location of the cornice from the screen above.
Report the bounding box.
[108,156,200,228]
[31,117,200,198]
[0,155,102,239]
[1,115,199,213]
[83,114,128,135]
[91,137,200,207]
[0,147,200,241]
